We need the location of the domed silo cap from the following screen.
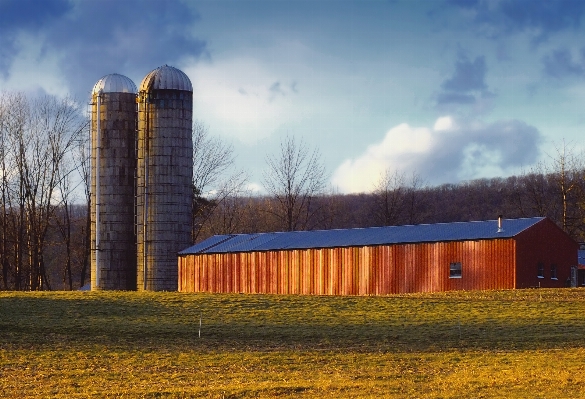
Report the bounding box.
[92,73,137,94]
[140,65,193,92]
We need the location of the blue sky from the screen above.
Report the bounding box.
[2,0,585,193]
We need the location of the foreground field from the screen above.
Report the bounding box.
[1,289,585,398]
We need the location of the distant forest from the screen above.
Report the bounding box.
[1,92,583,290]
[194,172,585,243]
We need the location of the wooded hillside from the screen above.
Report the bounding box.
[196,173,585,243]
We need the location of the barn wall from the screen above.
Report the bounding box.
[515,218,578,288]
[179,238,518,294]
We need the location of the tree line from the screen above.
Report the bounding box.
[197,167,585,242]
[195,135,585,244]
[1,91,584,290]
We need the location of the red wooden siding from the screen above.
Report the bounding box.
[179,238,519,295]
[515,218,578,288]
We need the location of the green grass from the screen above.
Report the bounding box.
[2,289,585,398]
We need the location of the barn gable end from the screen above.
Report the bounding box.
[514,218,578,288]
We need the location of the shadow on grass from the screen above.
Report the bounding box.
[1,292,584,353]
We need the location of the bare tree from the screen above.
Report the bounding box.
[547,141,584,235]
[192,171,248,241]
[0,93,16,288]
[402,172,426,225]
[198,184,261,238]
[54,150,87,290]
[192,120,235,195]
[519,163,557,218]
[263,136,328,231]
[29,95,86,289]
[71,132,91,288]
[371,169,425,226]
[191,121,247,241]
[505,140,585,239]
[2,92,29,289]
[0,93,86,290]
[372,169,406,226]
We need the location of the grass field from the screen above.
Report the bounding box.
[2,289,585,398]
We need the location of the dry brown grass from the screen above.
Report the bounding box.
[1,289,585,398]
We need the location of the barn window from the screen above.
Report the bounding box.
[550,264,558,280]
[449,262,462,278]
[537,262,544,278]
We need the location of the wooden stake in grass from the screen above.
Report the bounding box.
[199,313,202,338]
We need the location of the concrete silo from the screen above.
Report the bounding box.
[91,73,138,290]
[136,65,193,291]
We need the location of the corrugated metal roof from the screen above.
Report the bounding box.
[179,217,546,255]
[92,73,137,94]
[140,65,192,92]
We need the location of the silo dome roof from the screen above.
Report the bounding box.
[140,65,193,92]
[92,73,137,94]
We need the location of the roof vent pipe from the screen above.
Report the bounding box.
[497,215,504,233]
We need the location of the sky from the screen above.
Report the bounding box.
[2,0,585,194]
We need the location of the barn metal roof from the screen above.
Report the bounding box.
[140,65,193,92]
[92,73,137,94]
[179,217,546,255]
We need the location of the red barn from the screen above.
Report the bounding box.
[178,217,578,295]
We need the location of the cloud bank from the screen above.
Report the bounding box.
[437,54,494,107]
[0,0,205,99]
[543,48,585,78]
[332,116,541,193]
[450,0,585,41]
[185,57,299,143]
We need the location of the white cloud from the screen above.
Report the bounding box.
[184,57,298,144]
[331,123,434,193]
[332,116,541,193]
[0,32,69,98]
[433,116,455,131]
[246,182,264,194]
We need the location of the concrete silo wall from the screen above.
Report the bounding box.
[91,92,138,290]
[136,89,193,291]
